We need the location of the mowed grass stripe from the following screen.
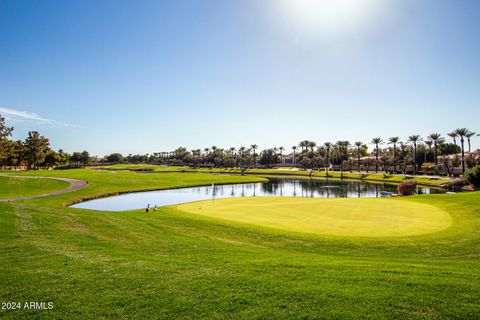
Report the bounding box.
[176,197,452,237]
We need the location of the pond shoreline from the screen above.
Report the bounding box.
[70,175,445,211]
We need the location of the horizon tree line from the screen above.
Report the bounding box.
[1,114,478,174]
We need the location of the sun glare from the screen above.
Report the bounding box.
[273,0,385,39]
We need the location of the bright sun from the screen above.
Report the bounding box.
[273,0,384,38]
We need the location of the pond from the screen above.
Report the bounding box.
[70,177,445,211]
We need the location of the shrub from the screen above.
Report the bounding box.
[397,180,417,196]
[465,165,480,188]
[54,165,82,170]
[443,178,469,192]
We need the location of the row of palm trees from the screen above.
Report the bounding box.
[369,128,476,174]
[156,128,477,174]
[293,129,476,174]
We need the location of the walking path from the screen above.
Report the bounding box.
[0,175,89,202]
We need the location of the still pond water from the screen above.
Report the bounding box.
[71,177,444,211]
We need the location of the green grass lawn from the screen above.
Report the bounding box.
[0,169,479,319]
[0,176,69,200]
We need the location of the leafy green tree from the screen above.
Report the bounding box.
[259,149,279,168]
[0,114,13,140]
[81,150,90,165]
[24,131,50,169]
[106,153,124,163]
[465,165,480,188]
[0,114,14,164]
[440,143,461,155]
[2,139,24,166]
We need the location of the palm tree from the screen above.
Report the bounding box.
[307,141,316,153]
[407,135,422,174]
[354,141,363,172]
[425,141,433,172]
[448,131,458,145]
[388,137,400,173]
[425,140,433,152]
[371,138,383,172]
[299,140,308,153]
[324,142,332,166]
[278,147,285,163]
[292,146,297,164]
[465,131,476,153]
[239,146,246,156]
[455,128,469,173]
[250,144,258,167]
[337,141,350,162]
[428,133,442,165]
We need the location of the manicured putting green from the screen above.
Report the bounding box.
[177,197,451,237]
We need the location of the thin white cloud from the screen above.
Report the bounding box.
[0,106,76,128]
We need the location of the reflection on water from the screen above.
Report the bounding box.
[71,177,444,211]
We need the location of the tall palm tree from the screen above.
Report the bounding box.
[388,137,400,173]
[407,135,422,175]
[425,141,433,171]
[425,140,433,152]
[307,141,316,153]
[292,146,297,164]
[239,146,246,156]
[278,147,285,163]
[324,142,332,166]
[465,131,476,153]
[299,141,307,153]
[428,133,442,165]
[337,141,350,161]
[250,144,258,167]
[371,138,383,173]
[455,128,469,173]
[448,131,458,145]
[354,141,363,172]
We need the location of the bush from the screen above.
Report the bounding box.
[54,165,83,170]
[397,180,417,196]
[465,165,480,188]
[443,178,469,192]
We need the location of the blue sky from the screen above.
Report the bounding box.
[0,0,479,155]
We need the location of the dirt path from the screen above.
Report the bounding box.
[0,175,89,202]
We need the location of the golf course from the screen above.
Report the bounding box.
[1,168,479,319]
